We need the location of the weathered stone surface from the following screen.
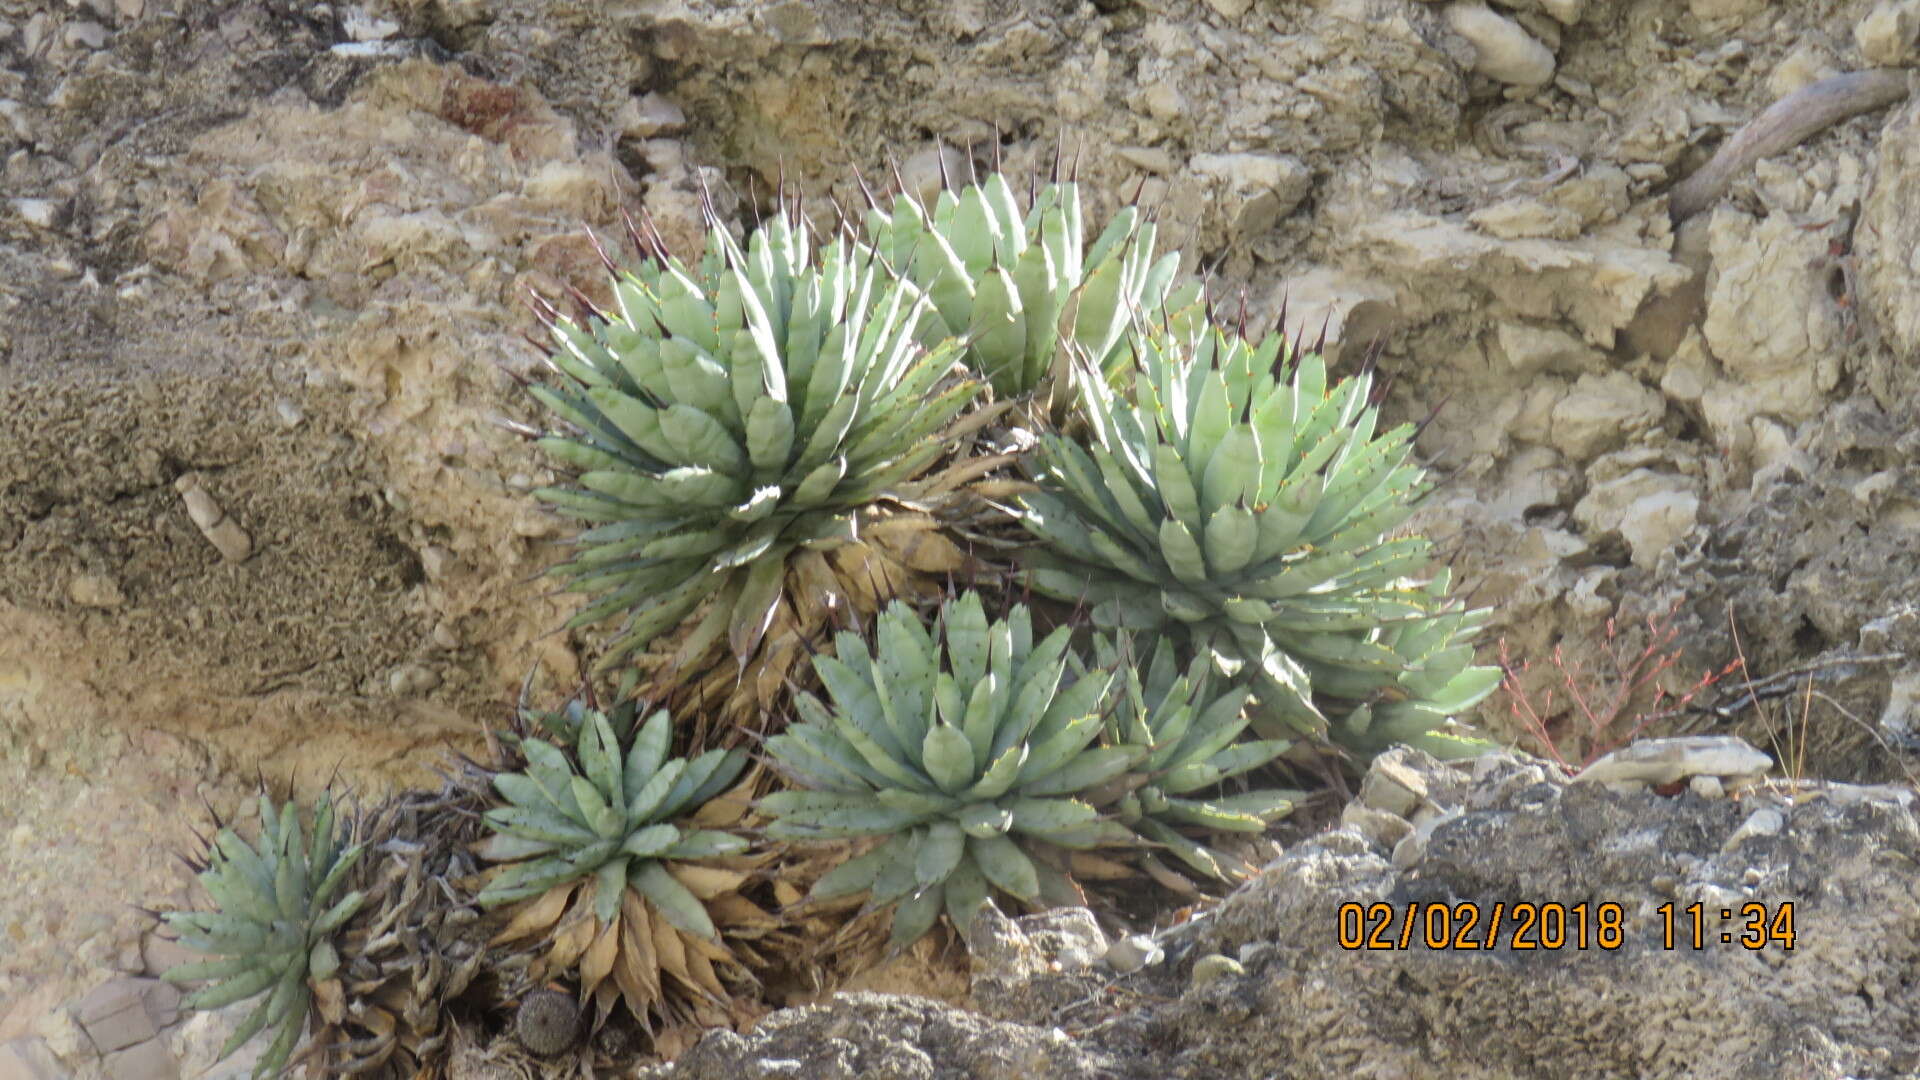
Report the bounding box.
[635,751,1920,1079]
[1444,2,1556,85]
[1572,735,1773,784]
[964,903,1108,1021]
[636,993,1107,1080]
[0,1038,65,1080]
[1547,370,1665,461]
[71,981,157,1056]
[1161,751,1920,1079]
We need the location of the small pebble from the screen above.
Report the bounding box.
[67,574,125,609]
[1726,807,1786,848]
[1688,775,1724,799]
[64,21,108,49]
[12,198,59,229]
[1391,831,1427,871]
[1445,1,1557,86]
[1190,954,1245,989]
[1358,760,1428,818]
[341,7,399,40]
[1340,803,1414,850]
[388,663,441,696]
[1856,0,1919,65]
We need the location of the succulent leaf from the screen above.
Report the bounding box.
[860,173,1185,399]
[762,595,1141,948]
[157,794,366,1079]
[1019,318,1499,757]
[528,204,985,729]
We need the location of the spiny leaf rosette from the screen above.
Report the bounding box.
[1103,634,1301,886]
[526,202,985,737]
[1018,315,1501,758]
[861,169,1189,400]
[761,593,1142,951]
[159,792,367,1079]
[475,699,774,1033]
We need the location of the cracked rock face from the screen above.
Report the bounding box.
[634,749,1920,1080]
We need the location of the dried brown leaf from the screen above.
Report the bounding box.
[578,916,620,1002]
[665,864,750,900]
[490,881,576,946]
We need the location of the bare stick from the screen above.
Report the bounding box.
[1668,69,1912,224]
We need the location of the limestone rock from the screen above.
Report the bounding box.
[1689,0,1766,21]
[1856,0,1920,65]
[1572,736,1773,785]
[1444,2,1556,85]
[1858,97,1920,359]
[636,993,1103,1080]
[1187,152,1312,240]
[1573,466,1703,568]
[1547,370,1665,461]
[1702,209,1844,385]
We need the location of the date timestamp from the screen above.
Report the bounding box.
[1337,900,1795,951]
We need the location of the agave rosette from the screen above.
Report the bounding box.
[761,593,1141,949]
[1017,314,1501,756]
[476,698,774,1031]
[1102,635,1300,884]
[527,201,985,733]
[159,793,366,1079]
[861,169,1189,400]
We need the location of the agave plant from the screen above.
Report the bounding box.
[761,593,1141,949]
[1102,635,1299,883]
[476,698,772,1031]
[159,792,366,1079]
[1017,315,1501,757]
[525,199,986,734]
[861,168,1189,400]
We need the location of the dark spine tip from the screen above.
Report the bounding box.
[1414,393,1453,439]
[886,151,909,201]
[583,227,618,276]
[852,164,881,212]
[563,283,605,324]
[619,206,650,262]
[639,209,674,262]
[496,356,535,388]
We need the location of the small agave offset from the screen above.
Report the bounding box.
[159,793,366,1079]
[477,698,768,1027]
[1103,635,1300,882]
[1019,313,1501,757]
[761,593,1139,949]
[525,198,983,731]
[861,167,1189,399]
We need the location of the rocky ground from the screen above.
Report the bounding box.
[2,0,1919,1076]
